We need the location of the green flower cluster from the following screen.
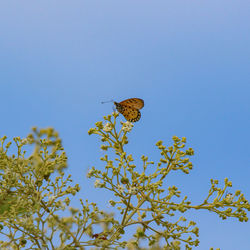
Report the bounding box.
[0,112,249,249]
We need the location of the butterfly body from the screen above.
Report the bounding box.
[114,98,144,122]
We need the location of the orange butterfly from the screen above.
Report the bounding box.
[114,98,144,122]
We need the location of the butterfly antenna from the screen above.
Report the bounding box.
[101,99,114,104]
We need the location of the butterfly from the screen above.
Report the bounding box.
[114,98,144,122]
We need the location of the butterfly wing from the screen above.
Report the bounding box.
[119,98,144,110]
[119,106,141,122]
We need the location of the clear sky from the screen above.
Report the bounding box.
[0,0,250,248]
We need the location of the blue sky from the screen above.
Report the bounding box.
[0,0,250,248]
